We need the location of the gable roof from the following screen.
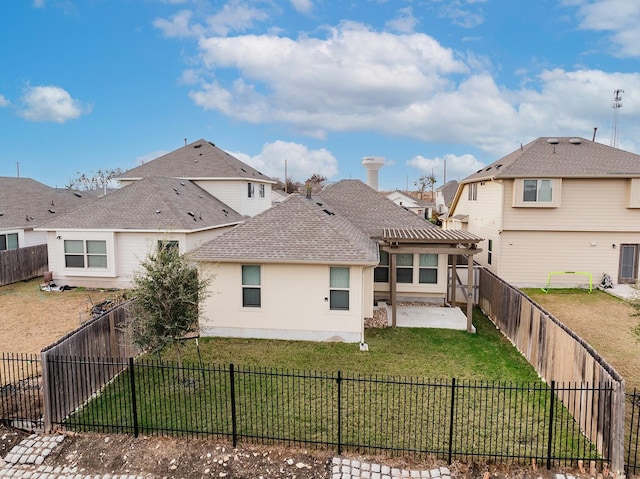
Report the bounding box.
[463,137,640,183]
[118,139,275,183]
[436,180,458,206]
[36,176,245,232]
[0,177,94,230]
[317,180,434,237]
[190,193,379,264]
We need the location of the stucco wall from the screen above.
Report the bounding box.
[199,262,365,342]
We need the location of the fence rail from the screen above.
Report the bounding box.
[37,355,612,469]
[0,244,48,286]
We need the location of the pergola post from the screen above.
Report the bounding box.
[390,252,397,327]
[466,254,474,332]
[450,253,457,306]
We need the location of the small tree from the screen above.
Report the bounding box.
[305,173,327,193]
[128,244,211,371]
[67,168,123,195]
[415,173,437,200]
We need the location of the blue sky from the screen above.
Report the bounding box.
[1,0,639,191]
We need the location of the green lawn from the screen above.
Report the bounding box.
[162,308,539,382]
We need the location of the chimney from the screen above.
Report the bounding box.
[361,156,384,190]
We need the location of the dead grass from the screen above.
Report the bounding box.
[523,288,640,391]
[0,277,119,354]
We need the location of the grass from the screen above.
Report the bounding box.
[61,308,601,464]
[163,308,540,382]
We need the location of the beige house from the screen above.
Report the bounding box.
[0,177,93,251]
[192,180,482,343]
[444,137,640,288]
[385,190,434,220]
[37,139,277,289]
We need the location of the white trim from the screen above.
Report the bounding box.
[56,231,117,277]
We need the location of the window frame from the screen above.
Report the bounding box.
[64,239,108,270]
[467,183,478,201]
[247,182,255,198]
[241,264,261,308]
[418,253,438,284]
[0,232,19,251]
[329,267,350,311]
[157,240,179,253]
[513,178,561,207]
[374,250,389,283]
[259,184,265,198]
[487,239,493,265]
[395,253,414,284]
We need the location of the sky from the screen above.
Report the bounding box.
[1,0,639,192]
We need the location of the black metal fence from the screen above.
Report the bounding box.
[0,353,43,431]
[41,355,613,469]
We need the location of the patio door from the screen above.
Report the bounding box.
[618,244,639,284]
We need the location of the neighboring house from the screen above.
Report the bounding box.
[0,177,93,251]
[385,190,434,220]
[192,180,482,343]
[271,188,288,205]
[117,139,275,217]
[444,136,640,288]
[36,176,245,289]
[435,180,458,216]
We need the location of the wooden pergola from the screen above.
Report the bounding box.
[377,228,484,333]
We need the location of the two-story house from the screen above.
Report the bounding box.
[444,137,640,288]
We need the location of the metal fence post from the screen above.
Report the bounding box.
[230,363,237,447]
[546,380,556,470]
[40,351,53,433]
[448,377,456,464]
[337,370,342,456]
[128,357,139,437]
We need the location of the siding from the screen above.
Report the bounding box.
[502,178,640,232]
[195,179,272,217]
[199,262,364,342]
[497,230,632,287]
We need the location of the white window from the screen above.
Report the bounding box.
[523,179,552,202]
[487,239,493,265]
[513,178,561,207]
[396,254,413,283]
[259,184,265,198]
[242,265,261,307]
[64,240,107,269]
[247,183,255,198]
[329,267,349,310]
[418,254,438,284]
[467,183,477,201]
[0,233,18,251]
[374,250,389,283]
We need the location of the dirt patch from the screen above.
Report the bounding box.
[0,277,122,354]
[525,288,640,391]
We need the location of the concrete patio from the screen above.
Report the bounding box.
[377,302,475,333]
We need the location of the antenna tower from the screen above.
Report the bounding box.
[610,89,623,148]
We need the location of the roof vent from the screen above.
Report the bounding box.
[180,181,185,186]
[48,209,55,214]
[569,138,581,145]
[188,211,195,217]
[73,192,82,198]
[547,138,559,144]
[155,210,161,214]
[322,209,335,216]
[194,144,202,149]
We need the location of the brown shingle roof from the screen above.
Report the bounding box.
[463,137,640,183]
[0,177,94,230]
[318,180,435,237]
[118,139,275,182]
[37,176,244,231]
[190,193,379,264]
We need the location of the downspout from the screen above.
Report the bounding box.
[360,264,375,351]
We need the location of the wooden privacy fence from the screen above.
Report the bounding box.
[0,244,48,286]
[478,268,626,474]
[41,302,138,432]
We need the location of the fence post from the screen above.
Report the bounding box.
[128,357,139,437]
[337,370,342,456]
[40,351,53,433]
[230,363,237,447]
[448,378,456,464]
[609,380,625,475]
[546,380,556,470]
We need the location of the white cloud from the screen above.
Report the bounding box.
[18,85,91,123]
[135,150,170,166]
[230,141,339,182]
[290,0,313,15]
[407,153,484,183]
[0,95,9,107]
[154,1,269,38]
[32,0,45,8]
[438,0,486,28]
[386,7,418,33]
[572,0,640,57]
